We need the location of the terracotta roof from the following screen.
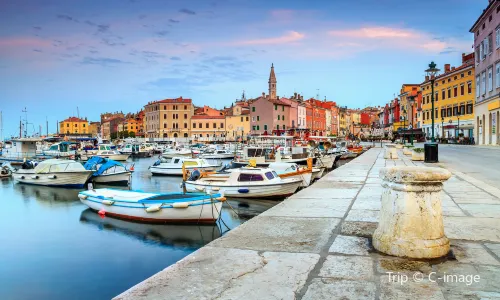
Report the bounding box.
[241,110,250,115]
[61,117,87,123]
[150,97,192,104]
[269,99,291,106]
[421,60,474,84]
[191,115,225,120]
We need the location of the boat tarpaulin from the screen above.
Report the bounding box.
[84,156,125,176]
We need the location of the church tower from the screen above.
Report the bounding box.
[268,63,277,99]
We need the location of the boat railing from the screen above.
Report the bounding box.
[0,151,38,160]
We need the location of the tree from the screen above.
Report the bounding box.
[110,132,117,140]
[129,131,136,138]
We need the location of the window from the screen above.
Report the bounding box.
[459,104,465,115]
[163,123,166,128]
[488,33,493,54]
[265,172,274,180]
[164,114,166,119]
[480,41,484,60]
[240,117,243,122]
[257,116,260,121]
[454,86,458,97]
[282,115,285,121]
[497,27,500,48]
[274,105,277,110]
[220,123,224,128]
[256,125,260,130]
[193,123,196,128]
[496,63,500,88]
[468,81,472,94]
[213,123,216,128]
[205,123,209,128]
[282,106,284,112]
[164,105,166,110]
[184,114,187,119]
[453,106,458,116]
[442,90,446,100]
[481,72,486,95]
[441,108,446,118]
[282,125,285,130]
[246,116,249,121]
[184,123,187,128]
[476,75,481,97]
[460,84,464,96]
[461,73,464,78]
[447,107,452,117]
[199,123,202,128]
[447,88,451,98]
[264,124,268,130]
[466,103,473,114]
[278,115,280,120]
[435,92,439,101]
[238,173,264,182]
[184,105,187,110]
[252,107,255,112]
[488,67,493,92]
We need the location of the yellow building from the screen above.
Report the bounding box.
[338,108,347,136]
[398,84,420,128]
[191,115,226,141]
[59,117,89,135]
[124,118,140,135]
[144,97,194,138]
[225,104,250,141]
[88,122,100,136]
[421,53,475,140]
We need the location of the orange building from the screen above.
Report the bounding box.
[59,117,89,135]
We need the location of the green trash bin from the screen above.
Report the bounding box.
[424,142,439,163]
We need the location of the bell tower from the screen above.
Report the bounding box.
[268,63,277,99]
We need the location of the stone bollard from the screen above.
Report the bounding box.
[373,166,452,259]
[384,144,398,159]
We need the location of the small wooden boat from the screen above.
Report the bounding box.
[184,167,302,198]
[84,156,132,185]
[0,163,14,178]
[78,188,226,223]
[14,159,93,188]
[150,157,219,176]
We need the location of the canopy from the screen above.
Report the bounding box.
[84,156,125,176]
[35,159,86,173]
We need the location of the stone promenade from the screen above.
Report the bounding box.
[115,147,500,300]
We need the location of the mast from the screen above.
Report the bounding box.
[46,116,48,136]
[19,117,22,138]
[0,111,2,142]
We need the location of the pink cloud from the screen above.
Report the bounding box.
[0,37,52,48]
[235,31,305,45]
[329,27,419,39]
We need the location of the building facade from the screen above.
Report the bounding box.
[59,117,89,135]
[421,53,475,140]
[470,0,500,145]
[225,104,250,141]
[191,115,226,140]
[144,97,194,138]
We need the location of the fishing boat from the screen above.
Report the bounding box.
[14,159,93,188]
[312,167,325,180]
[120,143,152,157]
[0,138,41,164]
[150,157,219,176]
[268,159,313,188]
[200,149,235,159]
[184,167,302,198]
[80,144,130,161]
[84,156,132,185]
[78,188,226,223]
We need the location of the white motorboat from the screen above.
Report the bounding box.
[40,142,76,158]
[84,156,132,185]
[312,168,325,180]
[120,143,152,157]
[78,188,226,223]
[150,157,219,176]
[0,163,14,178]
[184,167,302,198]
[200,149,235,159]
[80,144,130,161]
[268,161,313,188]
[14,159,93,188]
[161,147,192,159]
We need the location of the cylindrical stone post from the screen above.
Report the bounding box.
[384,144,397,159]
[373,166,452,259]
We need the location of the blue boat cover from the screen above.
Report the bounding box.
[84,156,125,176]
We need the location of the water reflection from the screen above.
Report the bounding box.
[13,183,80,204]
[79,209,221,249]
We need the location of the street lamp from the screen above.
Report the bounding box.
[457,112,461,140]
[425,62,440,142]
[409,96,415,145]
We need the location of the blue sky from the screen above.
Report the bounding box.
[0,0,486,138]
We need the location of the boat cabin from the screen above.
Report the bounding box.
[0,138,41,160]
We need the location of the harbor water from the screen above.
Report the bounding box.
[0,156,278,300]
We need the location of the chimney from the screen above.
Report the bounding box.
[277,96,280,100]
[262,92,265,97]
[294,92,297,98]
[444,64,451,72]
[451,67,456,71]
[425,75,429,81]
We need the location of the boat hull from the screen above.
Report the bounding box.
[184,180,302,198]
[162,152,192,159]
[14,171,93,188]
[150,165,217,176]
[80,196,223,223]
[91,171,131,185]
[200,154,235,159]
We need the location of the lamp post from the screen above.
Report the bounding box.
[409,96,415,145]
[425,62,440,142]
[457,112,461,139]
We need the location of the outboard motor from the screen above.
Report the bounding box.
[188,169,201,181]
[218,163,231,173]
[152,159,161,167]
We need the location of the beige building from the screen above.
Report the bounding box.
[225,104,250,141]
[144,97,194,138]
[191,115,226,141]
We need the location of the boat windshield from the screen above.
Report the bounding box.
[265,172,274,180]
[238,173,264,182]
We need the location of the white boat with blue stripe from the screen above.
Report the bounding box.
[78,188,226,223]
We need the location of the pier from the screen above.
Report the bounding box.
[115,146,500,299]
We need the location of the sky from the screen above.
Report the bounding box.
[0,0,487,138]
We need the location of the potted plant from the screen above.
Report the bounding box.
[403,145,414,156]
[411,147,425,161]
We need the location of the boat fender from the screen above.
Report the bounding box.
[78,194,88,200]
[215,197,227,202]
[31,175,39,179]
[102,200,114,205]
[98,210,106,216]
[238,188,249,193]
[19,176,25,179]
[172,202,189,209]
[211,187,220,192]
[195,186,205,192]
[47,175,57,179]
[145,205,162,213]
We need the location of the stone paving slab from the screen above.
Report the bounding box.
[209,216,341,253]
[115,147,500,299]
